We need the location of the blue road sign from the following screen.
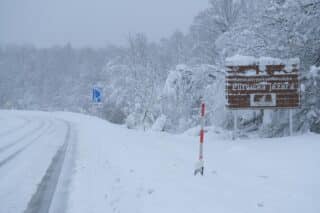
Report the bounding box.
[92,87,102,103]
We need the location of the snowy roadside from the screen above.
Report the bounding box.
[0,110,319,213]
[54,112,320,213]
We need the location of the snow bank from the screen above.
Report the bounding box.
[58,111,320,213]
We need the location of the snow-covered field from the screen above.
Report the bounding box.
[0,110,319,213]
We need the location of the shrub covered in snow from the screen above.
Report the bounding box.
[160,64,226,132]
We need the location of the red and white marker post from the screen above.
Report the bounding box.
[194,99,205,176]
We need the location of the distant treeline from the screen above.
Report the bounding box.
[1,0,319,135]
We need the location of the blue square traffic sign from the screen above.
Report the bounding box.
[92,87,102,103]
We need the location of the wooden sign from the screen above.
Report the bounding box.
[225,56,300,109]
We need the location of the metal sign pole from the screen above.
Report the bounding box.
[233,111,237,140]
[289,109,293,136]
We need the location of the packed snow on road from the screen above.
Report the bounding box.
[0,110,319,213]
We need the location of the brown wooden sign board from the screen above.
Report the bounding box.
[225,57,300,109]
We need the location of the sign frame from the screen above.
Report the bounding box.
[225,57,301,110]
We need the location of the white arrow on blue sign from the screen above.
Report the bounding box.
[92,87,102,103]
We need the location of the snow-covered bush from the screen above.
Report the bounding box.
[151,115,167,131]
[160,64,226,132]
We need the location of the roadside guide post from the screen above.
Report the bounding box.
[194,98,205,176]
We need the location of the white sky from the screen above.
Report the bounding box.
[0,0,208,48]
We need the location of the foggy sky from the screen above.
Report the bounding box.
[0,0,208,48]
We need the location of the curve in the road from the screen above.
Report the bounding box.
[0,116,31,138]
[0,119,46,154]
[0,120,53,168]
[24,120,73,213]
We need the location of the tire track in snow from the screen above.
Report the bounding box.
[24,120,74,213]
[0,116,31,138]
[0,119,45,154]
[0,120,53,168]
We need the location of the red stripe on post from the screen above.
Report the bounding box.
[201,103,205,117]
[200,129,204,143]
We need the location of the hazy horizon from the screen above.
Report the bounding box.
[0,0,208,48]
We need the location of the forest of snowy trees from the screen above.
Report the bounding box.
[1,0,320,136]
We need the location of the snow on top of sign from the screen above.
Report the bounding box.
[226,55,257,66]
[259,56,282,67]
[226,55,299,66]
[226,55,300,74]
[243,69,257,76]
[258,57,281,74]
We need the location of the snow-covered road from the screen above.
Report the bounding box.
[0,111,76,213]
[0,110,319,213]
